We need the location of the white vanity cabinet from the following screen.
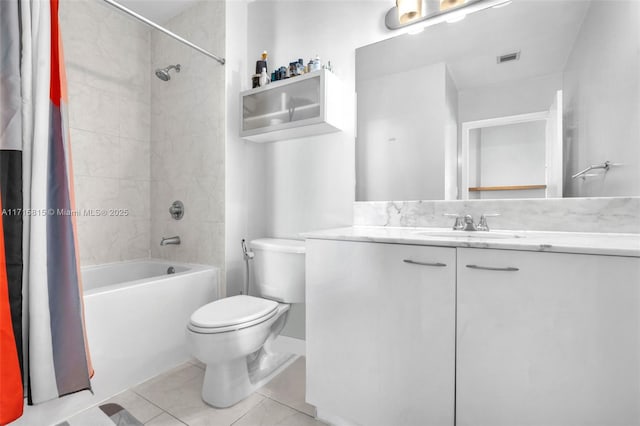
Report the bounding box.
[306,239,456,426]
[456,248,640,426]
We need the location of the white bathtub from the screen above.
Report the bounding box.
[16,259,218,426]
[83,259,218,391]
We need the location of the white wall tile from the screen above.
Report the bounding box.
[70,128,119,178]
[118,98,151,141]
[67,82,120,137]
[61,0,152,266]
[150,1,226,287]
[118,137,150,180]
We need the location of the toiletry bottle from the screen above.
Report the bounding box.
[309,55,321,72]
[259,67,268,87]
[256,51,268,75]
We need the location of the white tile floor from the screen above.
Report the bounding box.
[76,357,325,426]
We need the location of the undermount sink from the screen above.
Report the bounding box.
[414,230,525,239]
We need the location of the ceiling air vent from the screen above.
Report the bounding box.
[497,51,520,64]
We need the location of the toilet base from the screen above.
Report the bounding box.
[202,350,298,408]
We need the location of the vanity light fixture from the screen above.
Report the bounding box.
[397,0,422,24]
[440,0,465,11]
[386,0,513,32]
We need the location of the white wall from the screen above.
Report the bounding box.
[357,63,447,201]
[563,0,639,197]
[61,0,151,266]
[470,121,546,199]
[225,0,268,300]
[458,73,562,123]
[444,67,459,200]
[150,1,226,284]
[226,0,391,337]
[458,73,561,199]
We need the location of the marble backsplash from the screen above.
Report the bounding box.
[354,197,640,234]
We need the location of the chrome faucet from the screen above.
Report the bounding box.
[462,215,477,231]
[444,213,465,230]
[160,236,181,246]
[477,213,500,231]
[445,213,500,231]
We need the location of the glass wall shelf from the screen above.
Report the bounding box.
[240,69,346,143]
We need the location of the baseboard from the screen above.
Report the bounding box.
[316,408,360,426]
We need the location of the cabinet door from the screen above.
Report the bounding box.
[457,248,640,426]
[306,240,456,426]
[240,69,346,142]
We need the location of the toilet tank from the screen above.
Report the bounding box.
[250,238,305,303]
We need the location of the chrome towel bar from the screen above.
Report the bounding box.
[571,160,622,179]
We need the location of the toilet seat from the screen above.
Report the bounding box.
[188,295,279,334]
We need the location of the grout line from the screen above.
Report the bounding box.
[230,398,268,426]
[263,395,316,419]
[129,390,172,416]
[132,390,191,425]
[161,411,188,426]
[255,388,269,397]
[142,411,167,425]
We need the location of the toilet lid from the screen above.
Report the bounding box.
[189,295,279,329]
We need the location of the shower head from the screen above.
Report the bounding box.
[155,64,181,81]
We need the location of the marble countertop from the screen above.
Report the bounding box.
[301,226,640,257]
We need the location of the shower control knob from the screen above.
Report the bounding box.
[169,200,184,220]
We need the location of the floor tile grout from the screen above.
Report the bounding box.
[164,411,188,426]
[130,387,194,426]
[130,388,171,414]
[263,395,316,419]
[109,358,319,426]
[142,411,167,425]
[229,397,268,426]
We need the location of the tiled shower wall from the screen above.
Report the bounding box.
[150,1,226,283]
[61,0,151,266]
[62,0,225,278]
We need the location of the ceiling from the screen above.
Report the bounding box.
[116,0,201,24]
[357,0,592,90]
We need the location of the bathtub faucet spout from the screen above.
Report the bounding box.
[160,236,181,246]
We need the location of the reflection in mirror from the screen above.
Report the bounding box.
[463,110,560,200]
[356,0,639,201]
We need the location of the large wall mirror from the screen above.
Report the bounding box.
[356,0,639,201]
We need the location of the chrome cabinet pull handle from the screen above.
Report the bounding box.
[403,259,447,267]
[465,264,519,272]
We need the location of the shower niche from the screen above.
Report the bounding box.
[240,69,347,142]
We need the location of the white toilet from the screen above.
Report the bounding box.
[186,238,305,408]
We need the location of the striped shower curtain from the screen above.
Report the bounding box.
[1,0,93,422]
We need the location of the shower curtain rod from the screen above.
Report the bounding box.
[101,0,225,65]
